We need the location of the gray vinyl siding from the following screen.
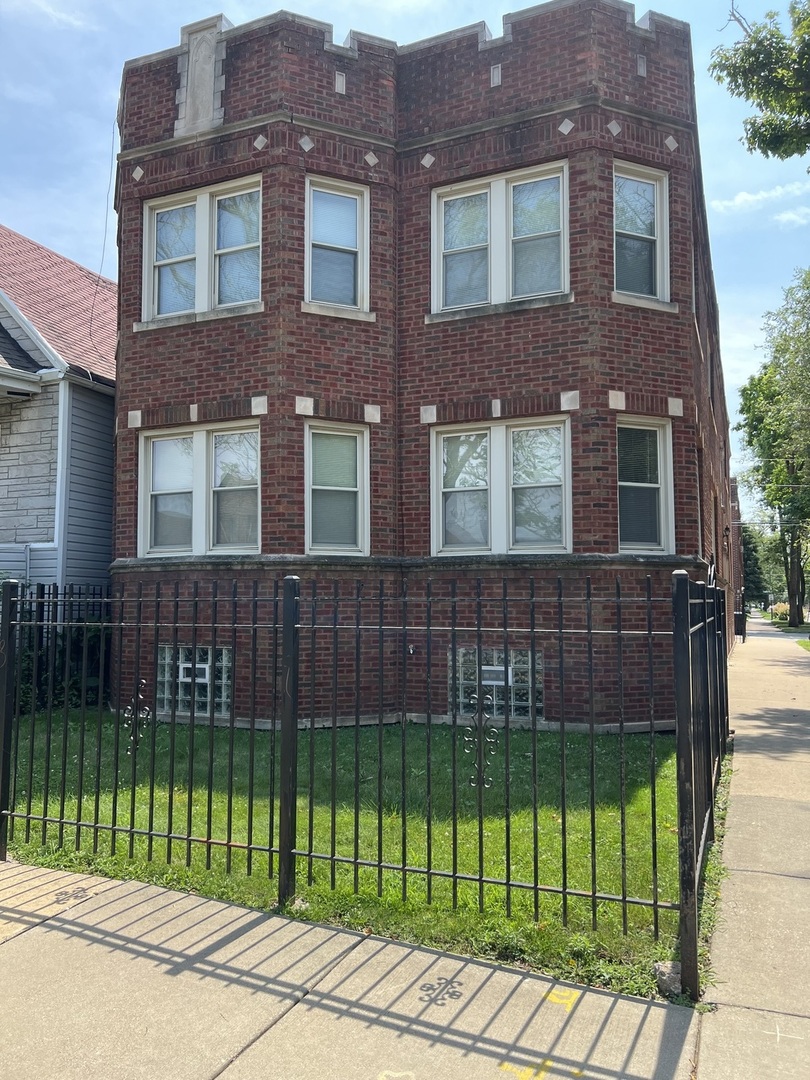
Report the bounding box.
[64,384,114,589]
[0,544,58,584]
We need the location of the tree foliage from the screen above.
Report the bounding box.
[737,290,810,623]
[741,526,768,604]
[710,3,810,159]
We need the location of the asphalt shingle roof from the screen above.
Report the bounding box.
[0,224,116,384]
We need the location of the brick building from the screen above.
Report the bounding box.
[113,1,733,725]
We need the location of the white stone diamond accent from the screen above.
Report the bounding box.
[420,405,437,424]
[558,118,575,136]
[364,403,381,424]
[299,135,315,153]
[668,397,684,417]
[607,120,622,137]
[421,154,435,169]
[560,391,580,410]
[132,166,144,181]
[253,134,268,150]
[608,390,626,411]
[364,151,379,167]
[295,396,315,416]
[665,136,679,152]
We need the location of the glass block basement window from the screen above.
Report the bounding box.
[451,647,543,720]
[156,645,232,716]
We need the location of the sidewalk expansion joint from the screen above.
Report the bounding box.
[205,930,368,1080]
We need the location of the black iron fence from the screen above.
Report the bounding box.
[0,571,729,999]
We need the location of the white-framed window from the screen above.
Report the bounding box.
[305,422,369,554]
[142,177,261,321]
[617,419,674,553]
[139,424,260,556]
[613,164,669,301]
[156,645,232,717]
[431,162,568,313]
[304,176,370,311]
[431,418,571,555]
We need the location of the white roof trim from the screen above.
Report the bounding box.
[0,288,69,376]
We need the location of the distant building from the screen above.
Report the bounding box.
[0,225,117,589]
[113,1,733,723]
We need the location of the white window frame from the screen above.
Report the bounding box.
[138,422,261,557]
[431,162,569,314]
[430,417,571,556]
[613,163,669,302]
[617,417,675,554]
[304,176,371,314]
[142,176,262,322]
[304,421,370,555]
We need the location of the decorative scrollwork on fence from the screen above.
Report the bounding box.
[123,678,151,755]
[463,691,498,789]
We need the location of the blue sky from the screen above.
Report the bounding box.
[1,0,808,514]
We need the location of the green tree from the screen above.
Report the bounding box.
[737,362,810,624]
[741,526,768,604]
[710,3,810,160]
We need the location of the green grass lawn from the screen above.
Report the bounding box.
[7,711,683,996]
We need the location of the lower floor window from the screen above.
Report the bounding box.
[156,645,232,716]
[451,647,544,720]
[617,419,673,552]
[433,418,570,555]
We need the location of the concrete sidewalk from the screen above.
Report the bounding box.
[0,613,806,1079]
[694,613,810,1079]
[0,858,695,1080]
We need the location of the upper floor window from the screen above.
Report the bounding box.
[305,422,369,555]
[614,164,669,301]
[432,418,571,555]
[143,178,261,321]
[431,163,568,313]
[139,424,259,556]
[304,177,370,313]
[617,419,674,553]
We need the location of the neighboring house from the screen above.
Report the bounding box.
[113,1,733,722]
[0,225,117,590]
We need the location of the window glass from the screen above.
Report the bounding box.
[615,177,656,236]
[155,205,197,315]
[311,190,359,306]
[216,191,260,306]
[441,432,489,547]
[615,175,658,296]
[213,432,259,547]
[618,427,661,546]
[310,431,359,547]
[511,427,563,544]
[512,178,560,236]
[443,193,489,308]
[144,429,259,555]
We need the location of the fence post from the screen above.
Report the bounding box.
[0,580,20,861]
[278,575,300,906]
[672,570,699,1000]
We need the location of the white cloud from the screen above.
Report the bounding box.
[710,180,810,214]
[0,82,54,107]
[2,0,96,30]
[773,206,810,227]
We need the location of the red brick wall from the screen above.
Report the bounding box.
[113,0,733,697]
